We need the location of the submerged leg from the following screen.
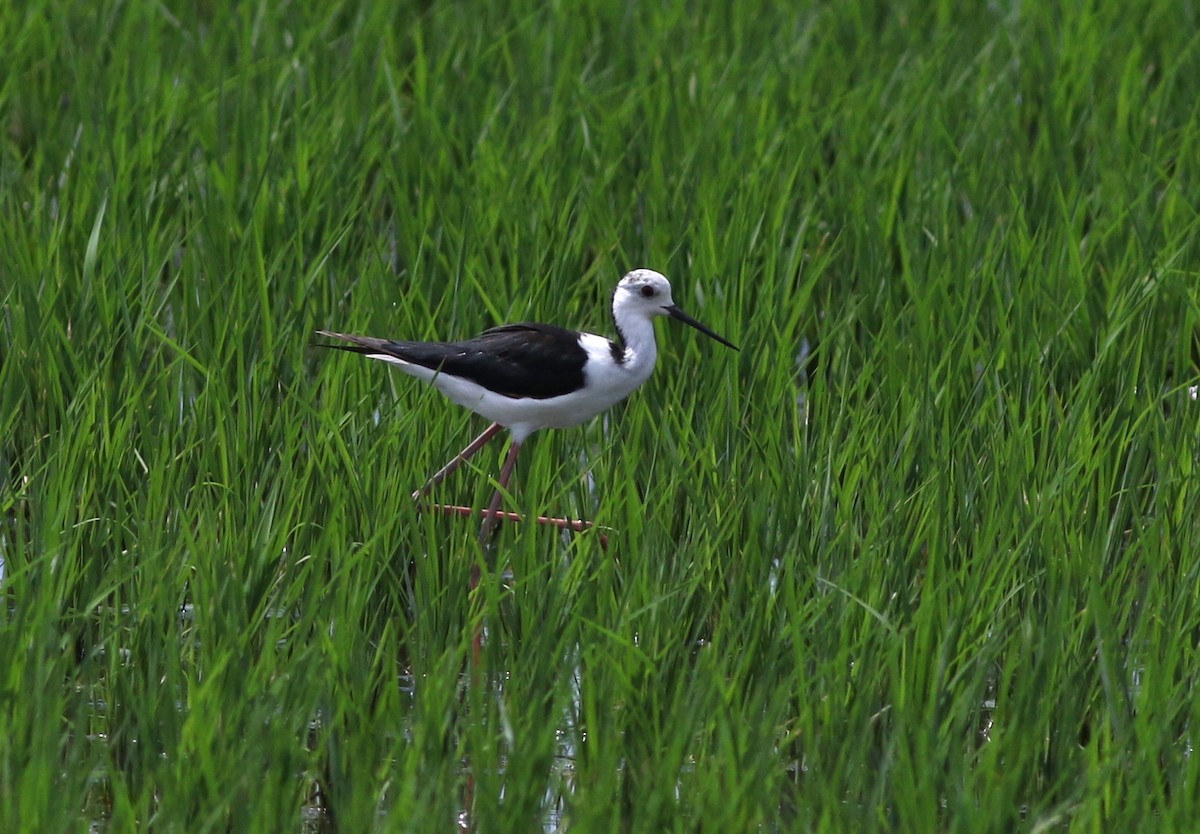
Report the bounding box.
[412,422,504,501]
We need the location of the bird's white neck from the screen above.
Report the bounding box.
[611,305,659,383]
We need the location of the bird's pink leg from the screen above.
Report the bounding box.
[478,440,522,547]
[416,425,607,550]
[411,421,504,501]
[426,504,596,534]
[468,439,521,593]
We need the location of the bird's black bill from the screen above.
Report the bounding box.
[665,305,739,351]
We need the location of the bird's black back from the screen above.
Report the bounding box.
[330,323,592,399]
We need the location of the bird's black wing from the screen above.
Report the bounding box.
[316,324,590,399]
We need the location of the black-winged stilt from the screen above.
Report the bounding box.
[318,268,738,546]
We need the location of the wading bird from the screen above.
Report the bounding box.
[317,269,738,548]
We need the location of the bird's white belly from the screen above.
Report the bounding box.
[375,353,650,441]
[366,325,659,442]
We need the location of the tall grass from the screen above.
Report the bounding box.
[2,0,1198,831]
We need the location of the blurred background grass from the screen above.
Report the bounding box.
[2,0,1198,831]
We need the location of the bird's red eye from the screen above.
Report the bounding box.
[640,285,655,298]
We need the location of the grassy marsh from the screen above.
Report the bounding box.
[2,0,1199,831]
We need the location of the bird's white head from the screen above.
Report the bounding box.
[612,269,739,350]
[613,269,677,319]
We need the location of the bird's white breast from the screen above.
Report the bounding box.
[365,333,658,442]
